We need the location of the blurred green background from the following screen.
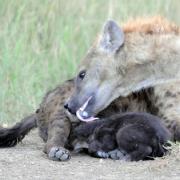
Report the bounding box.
[0,0,180,124]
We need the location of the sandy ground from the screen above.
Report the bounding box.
[0,130,179,180]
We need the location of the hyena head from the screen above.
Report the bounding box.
[65,17,180,122]
[65,20,126,121]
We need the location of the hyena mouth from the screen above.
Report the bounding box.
[76,96,99,122]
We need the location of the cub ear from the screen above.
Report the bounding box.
[98,20,124,54]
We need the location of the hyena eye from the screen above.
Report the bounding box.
[78,70,86,80]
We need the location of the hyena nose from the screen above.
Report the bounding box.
[64,103,76,115]
[64,103,69,110]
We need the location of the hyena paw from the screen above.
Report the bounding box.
[108,149,125,160]
[48,147,71,161]
[95,151,109,159]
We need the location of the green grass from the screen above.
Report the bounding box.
[1,0,180,124]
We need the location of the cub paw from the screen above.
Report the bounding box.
[108,149,125,160]
[48,147,71,161]
[95,151,109,158]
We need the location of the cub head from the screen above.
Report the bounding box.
[88,127,116,154]
[65,20,125,121]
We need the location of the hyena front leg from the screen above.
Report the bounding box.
[44,111,71,161]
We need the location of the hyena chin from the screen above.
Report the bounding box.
[66,17,180,122]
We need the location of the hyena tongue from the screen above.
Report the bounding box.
[76,96,99,122]
[76,110,98,122]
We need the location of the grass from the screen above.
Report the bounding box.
[0,0,180,124]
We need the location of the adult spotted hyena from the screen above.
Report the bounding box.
[66,16,180,138]
[0,17,180,161]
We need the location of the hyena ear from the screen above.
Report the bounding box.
[99,20,124,54]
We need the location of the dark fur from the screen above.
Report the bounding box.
[0,114,37,147]
[73,112,171,161]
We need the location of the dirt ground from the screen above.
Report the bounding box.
[0,130,179,180]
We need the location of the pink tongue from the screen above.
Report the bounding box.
[76,110,98,122]
[76,96,99,122]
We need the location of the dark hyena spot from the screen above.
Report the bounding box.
[165,104,173,109]
[158,102,163,108]
[165,91,172,97]
[174,126,180,141]
[36,109,40,113]
[165,91,176,98]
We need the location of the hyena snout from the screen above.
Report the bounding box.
[64,94,98,121]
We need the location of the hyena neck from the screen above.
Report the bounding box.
[116,33,180,97]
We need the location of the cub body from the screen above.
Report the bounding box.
[73,112,171,161]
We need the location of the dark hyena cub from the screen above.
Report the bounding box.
[73,112,171,161]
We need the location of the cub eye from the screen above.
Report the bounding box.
[78,70,86,80]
